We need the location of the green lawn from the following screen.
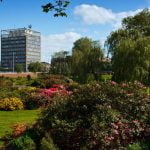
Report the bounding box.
[0,110,39,138]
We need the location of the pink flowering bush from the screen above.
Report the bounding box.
[40,84,68,97]
[37,81,150,149]
[104,118,149,149]
[25,84,70,109]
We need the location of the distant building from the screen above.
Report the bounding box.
[41,62,50,72]
[101,57,111,63]
[1,28,41,72]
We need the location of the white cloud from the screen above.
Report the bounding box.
[74,4,116,24]
[74,4,142,28]
[41,32,81,62]
[113,9,142,29]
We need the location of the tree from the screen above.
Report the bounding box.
[50,51,71,75]
[1,0,70,17]
[112,37,150,83]
[106,9,150,84]
[15,64,24,73]
[42,0,70,17]
[71,38,104,83]
[28,62,42,73]
[106,9,150,57]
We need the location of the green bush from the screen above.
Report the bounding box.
[39,74,72,88]
[24,92,51,109]
[126,142,150,150]
[66,82,80,91]
[0,77,13,88]
[86,73,95,83]
[7,135,36,150]
[99,74,112,81]
[40,133,58,150]
[0,87,20,99]
[30,78,42,87]
[127,143,143,150]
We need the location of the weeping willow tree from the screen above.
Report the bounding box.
[112,37,150,83]
[71,38,104,83]
[106,9,150,84]
[51,51,70,75]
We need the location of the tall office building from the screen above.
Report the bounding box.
[1,28,41,71]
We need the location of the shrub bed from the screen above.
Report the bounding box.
[37,82,150,149]
[4,81,150,149]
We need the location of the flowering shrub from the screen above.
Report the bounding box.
[24,84,70,109]
[24,92,52,109]
[104,119,149,149]
[40,87,58,97]
[12,123,28,138]
[0,97,24,110]
[39,74,72,88]
[40,84,70,97]
[37,82,150,149]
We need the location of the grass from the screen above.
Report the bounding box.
[0,110,39,138]
[99,74,112,81]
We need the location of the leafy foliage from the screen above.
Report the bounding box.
[7,135,36,150]
[15,64,24,73]
[106,9,150,84]
[50,51,71,76]
[28,62,43,73]
[40,133,58,150]
[126,142,150,150]
[0,0,70,17]
[39,74,72,88]
[112,37,150,83]
[42,0,70,17]
[71,38,104,83]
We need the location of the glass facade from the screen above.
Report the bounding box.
[1,28,41,71]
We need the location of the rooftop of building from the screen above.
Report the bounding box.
[1,28,40,38]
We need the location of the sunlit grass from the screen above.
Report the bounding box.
[0,110,39,138]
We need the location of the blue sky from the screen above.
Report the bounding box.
[0,0,149,62]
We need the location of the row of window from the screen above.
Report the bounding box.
[1,52,26,56]
[2,44,26,48]
[2,40,26,45]
[27,36,40,40]
[27,52,40,55]
[1,49,26,52]
[2,36,26,41]
[27,56,40,59]
[27,46,40,49]
[2,57,26,60]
